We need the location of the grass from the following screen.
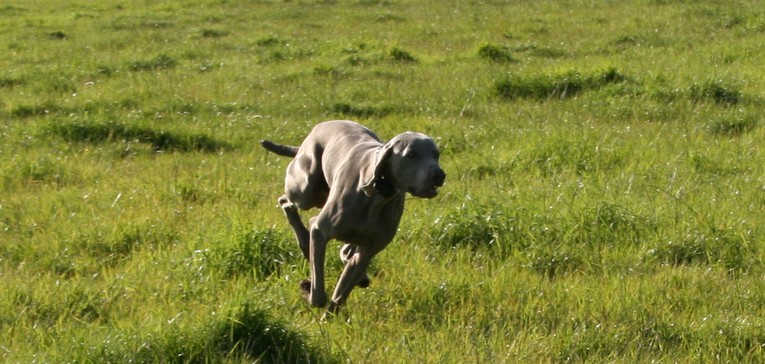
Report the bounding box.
[494,67,626,100]
[46,119,232,153]
[2,0,765,362]
[477,42,517,64]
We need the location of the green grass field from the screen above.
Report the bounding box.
[2,0,765,362]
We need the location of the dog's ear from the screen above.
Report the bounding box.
[360,142,394,196]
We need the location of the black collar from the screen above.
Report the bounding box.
[375,178,396,198]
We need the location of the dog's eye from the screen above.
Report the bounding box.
[405,151,418,159]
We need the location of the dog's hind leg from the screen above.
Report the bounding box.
[278,195,309,260]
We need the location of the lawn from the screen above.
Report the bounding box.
[2,0,765,362]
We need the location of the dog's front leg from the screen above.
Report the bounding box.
[301,225,328,308]
[327,246,375,315]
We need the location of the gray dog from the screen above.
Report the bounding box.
[262,120,445,316]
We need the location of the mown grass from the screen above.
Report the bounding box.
[2,0,765,362]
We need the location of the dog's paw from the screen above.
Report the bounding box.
[299,279,311,298]
[278,197,299,212]
[300,279,327,307]
[357,275,371,288]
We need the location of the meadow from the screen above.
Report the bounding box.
[2,0,765,362]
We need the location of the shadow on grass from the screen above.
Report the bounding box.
[206,303,336,364]
[128,54,178,72]
[11,103,62,118]
[706,112,759,136]
[494,67,625,100]
[331,102,403,118]
[0,76,25,88]
[47,120,231,153]
[689,80,742,106]
[647,227,758,274]
[74,303,336,363]
[477,42,517,63]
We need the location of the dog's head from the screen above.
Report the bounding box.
[361,132,445,199]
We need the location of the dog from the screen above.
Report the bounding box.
[261,120,445,316]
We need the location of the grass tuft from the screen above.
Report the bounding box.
[707,113,759,135]
[314,65,345,78]
[256,36,285,47]
[0,76,25,88]
[494,67,625,100]
[10,156,73,188]
[527,136,625,175]
[207,303,335,363]
[206,228,298,279]
[689,80,742,105]
[47,31,67,40]
[524,243,586,278]
[11,103,61,118]
[648,227,758,273]
[430,202,510,255]
[0,5,27,15]
[514,43,566,58]
[331,102,400,118]
[129,54,178,72]
[477,42,516,63]
[389,47,418,63]
[1,156,78,191]
[200,28,229,38]
[376,13,405,22]
[46,120,232,153]
[71,303,333,363]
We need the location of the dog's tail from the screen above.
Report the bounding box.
[261,140,299,158]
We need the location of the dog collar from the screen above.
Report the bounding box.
[375,178,396,198]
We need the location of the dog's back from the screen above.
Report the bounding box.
[262,120,382,211]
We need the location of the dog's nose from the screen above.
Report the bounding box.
[432,168,446,187]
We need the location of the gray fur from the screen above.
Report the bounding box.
[262,120,445,317]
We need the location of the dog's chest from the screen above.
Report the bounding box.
[334,224,395,246]
[330,200,404,246]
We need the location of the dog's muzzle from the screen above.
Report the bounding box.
[412,168,445,199]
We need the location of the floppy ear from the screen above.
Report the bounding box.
[360,142,393,196]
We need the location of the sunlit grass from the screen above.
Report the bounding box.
[2,0,765,362]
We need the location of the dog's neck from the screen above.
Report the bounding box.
[374,178,397,198]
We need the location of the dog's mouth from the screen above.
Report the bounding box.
[410,185,440,199]
[408,170,445,199]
